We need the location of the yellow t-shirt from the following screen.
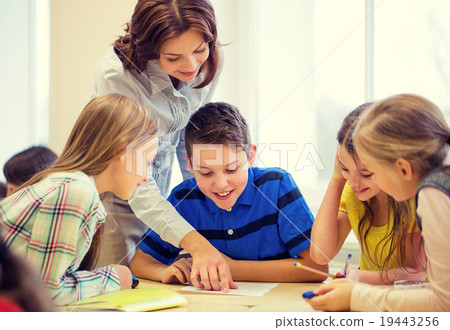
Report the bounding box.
[339,183,417,271]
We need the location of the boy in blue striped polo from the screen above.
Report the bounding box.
[130,102,329,284]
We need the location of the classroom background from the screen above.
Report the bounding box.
[1,0,450,268]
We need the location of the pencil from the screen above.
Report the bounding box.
[294,262,337,279]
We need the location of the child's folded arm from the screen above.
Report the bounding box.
[130,247,195,285]
[48,266,121,305]
[222,248,328,283]
[344,266,427,284]
[130,248,179,282]
[346,229,426,285]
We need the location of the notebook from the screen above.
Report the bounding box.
[66,288,187,312]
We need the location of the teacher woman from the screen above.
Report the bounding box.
[92,0,236,292]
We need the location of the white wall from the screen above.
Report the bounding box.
[49,0,136,154]
[49,0,255,153]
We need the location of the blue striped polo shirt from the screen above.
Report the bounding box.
[138,167,314,264]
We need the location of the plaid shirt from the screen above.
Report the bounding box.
[0,171,120,305]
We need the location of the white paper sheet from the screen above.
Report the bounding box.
[180,282,279,297]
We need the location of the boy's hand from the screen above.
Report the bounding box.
[160,258,193,284]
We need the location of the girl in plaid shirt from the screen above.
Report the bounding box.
[0,94,158,305]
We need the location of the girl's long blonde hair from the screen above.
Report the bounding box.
[354,94,449,176]
[338,103,415,280]
[22,93,158,270]
[25,93,158,186]
[353,94,450,278]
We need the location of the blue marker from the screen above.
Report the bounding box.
[343,253,352,277]
[302,291,317,299]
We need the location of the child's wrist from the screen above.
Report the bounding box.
[157,266,170,282]
[180,230,202,253]
[181,231,212,257]
[331,176,347,187]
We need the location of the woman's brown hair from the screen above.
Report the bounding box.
[338,103,420,281]
[114,0,219,89]
[22,94,158,270]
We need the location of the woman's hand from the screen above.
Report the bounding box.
[304,279,354,311]
[180,231,238,292]
[189,244,238,292]
[159,257,193,284]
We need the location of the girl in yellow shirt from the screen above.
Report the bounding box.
[310,103,426,284]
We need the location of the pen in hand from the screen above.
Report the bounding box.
[302,291,317,299]
[342,253,352,277]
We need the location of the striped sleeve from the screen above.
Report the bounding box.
[24,178,120,305]
[139,229,182,265]
[276,172,314,257]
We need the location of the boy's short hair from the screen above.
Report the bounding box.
[185,102,251,160]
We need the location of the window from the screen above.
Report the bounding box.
[206,0,450,216]
[373,0,450,116]
[252,0,366,208]
[0,0,50,181]
[208,0,367,214]
[205,0,450,259]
